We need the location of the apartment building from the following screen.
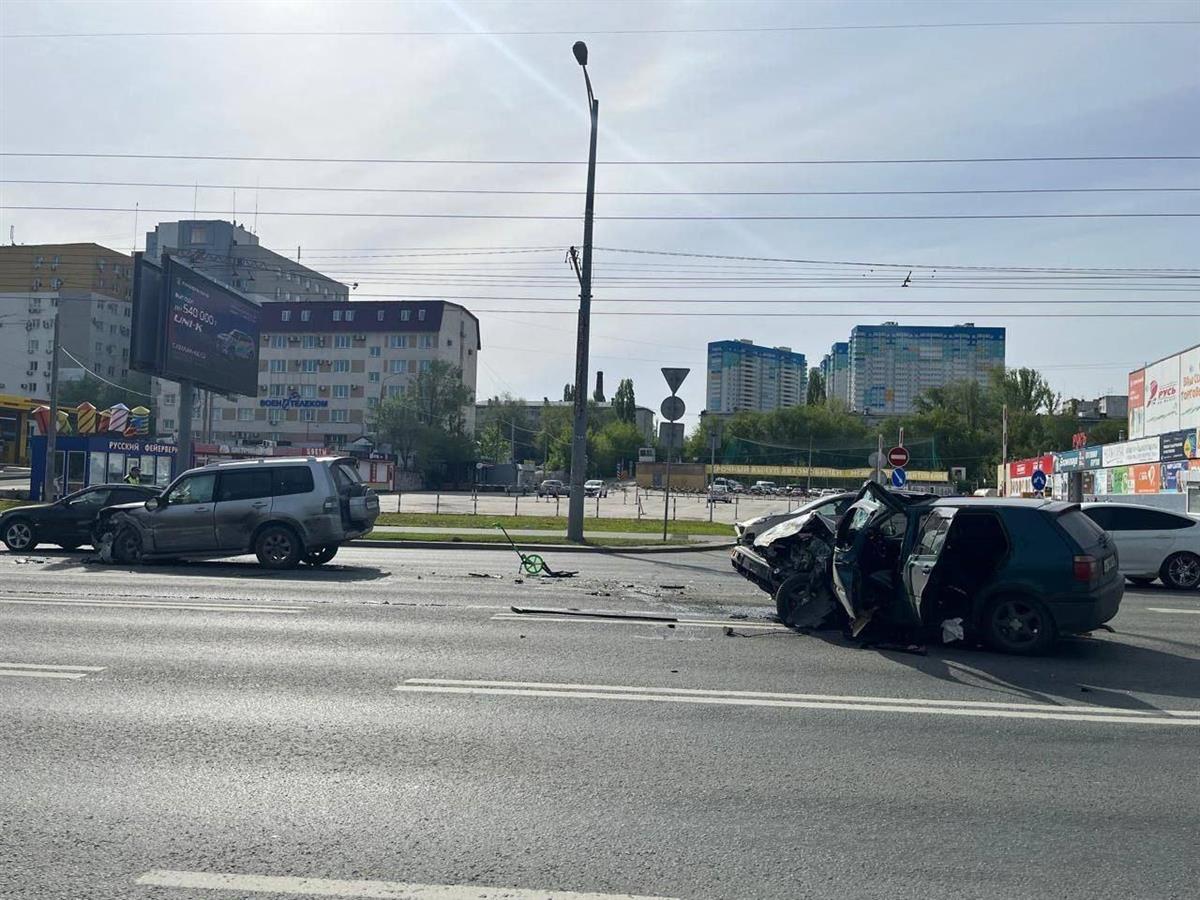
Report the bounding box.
[846,322,1006,416]
[706,339,807,415]
[0,243,145,396]
[145,220,349,304]
[820,341,850,407]
[155,300,480,449]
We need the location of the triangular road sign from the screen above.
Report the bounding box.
[661,367,690,395]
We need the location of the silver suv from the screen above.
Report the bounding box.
[100,457,380,569]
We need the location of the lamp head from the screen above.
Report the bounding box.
[572,41,588,66]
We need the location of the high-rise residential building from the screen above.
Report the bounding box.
[145,220,350,304]
[156,299,480,449]
[0,243,147,396]
[846,322,1005,416]
[706,339,807,415]
[820,341,850,407]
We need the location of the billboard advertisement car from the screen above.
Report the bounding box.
[1143,356,1181,437]
[162,257,261,396]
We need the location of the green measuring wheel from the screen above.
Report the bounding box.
[521,554,547,575]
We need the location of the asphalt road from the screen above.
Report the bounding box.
[2,545,1198,900]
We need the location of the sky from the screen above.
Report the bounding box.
[1,0,1197,426]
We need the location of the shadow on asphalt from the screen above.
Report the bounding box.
[802,627,1200,712]
[28,552,390,582]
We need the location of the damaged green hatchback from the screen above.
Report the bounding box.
[830,483,1125,654]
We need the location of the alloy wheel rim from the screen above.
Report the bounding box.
[7,522,31,548]
[264,533,291,561]
[996,601,1040,645]
[1169,555,1200,588]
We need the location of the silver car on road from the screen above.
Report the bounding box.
[99,457,380,569]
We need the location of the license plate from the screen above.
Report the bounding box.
[1103,555,1116,574]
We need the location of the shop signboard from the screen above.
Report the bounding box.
[1160,428,1195,462]
[1082,446,1104,469]
[1055,450,1082,472]
[1128,368,1146,439]
[1102,436,1160,468]
[1131,463,1161,494]
[1143,355,1181,437]
[1187,429,1200,460]
[1109,466,1131,494]
[1180,345,1200,431]
[1163,460,1190,492]
[1009,454,1055,478]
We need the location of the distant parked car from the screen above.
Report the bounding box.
[708,484,733,503]
[97,457,378,569]
[584,479,608,498]
[537,479,566,498]
[1081,503,1200,590]
[750,481,778,495]
[0,483,160,552]
[216,329,256,360]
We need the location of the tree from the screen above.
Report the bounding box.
[476,422,509,463]
[371,361,475,484]
[991,367,1059,414]
[612,378,636,423]
[591,419,642,478]
[806,368,826,406]
[58,375,147,412]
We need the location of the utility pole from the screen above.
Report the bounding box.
[874,434,884,485]
[177,381,194,474]
[566,41,599,544]
[42,307,62,501]
[1001,403,1009,495]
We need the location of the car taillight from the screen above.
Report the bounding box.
[323,497,337,512]
[1073,555,1098,583]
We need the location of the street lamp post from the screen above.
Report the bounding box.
[567,40,598,544]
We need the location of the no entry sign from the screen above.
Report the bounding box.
[887,446,910,468]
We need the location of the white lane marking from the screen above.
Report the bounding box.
[0,597,304,613]
[136,868,676,899]
[1147,607,1200,615]
[491,613,789,631]
[0,662,106,680]
[396,679,1200,727]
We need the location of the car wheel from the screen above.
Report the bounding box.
[2,518,37,552]
[110,526,143,564]
[303,545,338,567]
[982,595,1056,655]
[1160,552,1200,591]
[255,525,302,570]
[1126,575,1157,586]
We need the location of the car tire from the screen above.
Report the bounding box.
[1160,552,1200,591]
[982,594,1056,655]
[303,545,338,567]
[110,525,143,564]
[255,525,302,570]
[1126,576,1157,587]
[2,518,37,552]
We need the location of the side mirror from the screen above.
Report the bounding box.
[145,497,162,511]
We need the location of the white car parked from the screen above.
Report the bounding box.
[1081,503,1200,590]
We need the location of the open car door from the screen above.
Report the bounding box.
[901,507,958,626]
[831,482,914,622]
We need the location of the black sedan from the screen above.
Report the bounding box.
[0,483,161,552]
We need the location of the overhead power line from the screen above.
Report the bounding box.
[8,205,1196,221]
[3,151,1196,166]
[5,178,1198,197]
[4,20,1197,38]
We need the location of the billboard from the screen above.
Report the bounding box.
[162,258,261,396]
[1102,436,1160,468]
[1128,368,1145,439]
[1180,345,1200,431]
[1143,356,1181,436]
[130,254,164,374]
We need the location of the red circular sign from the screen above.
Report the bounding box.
[887,446,910,468]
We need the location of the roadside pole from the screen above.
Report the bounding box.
[661,437,673,542]
[177,380,194,474]
[42,308,62,501]
[806,434,813,493]
[874,434,884,484]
